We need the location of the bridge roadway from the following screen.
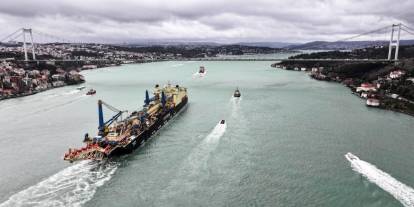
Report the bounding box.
[180,58,394,62]
[2,58,395,63]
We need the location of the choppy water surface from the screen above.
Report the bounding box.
[0,59,413,207]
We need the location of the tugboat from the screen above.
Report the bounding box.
[233,88,241,98]
[195,66,207,77]
[63,84,188,162]
[86,89,96,95]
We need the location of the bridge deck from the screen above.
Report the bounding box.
[3,58,395,63]
[180,58,394,62]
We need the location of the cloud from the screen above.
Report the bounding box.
[0,0,413,43]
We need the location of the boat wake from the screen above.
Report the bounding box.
[172,63,184,67]
[0,161,118,207]
[182,121,227,173]
[230,96,241,110]
[345,152,414,207]
[161,121,226,201]
[230,96,242,103]
[203,120,227,145]
[230,97,245,122]
[192,71,207,78]
[33,95,88,115]
[63,89,82,95]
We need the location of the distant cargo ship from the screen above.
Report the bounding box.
[64,84,188,162]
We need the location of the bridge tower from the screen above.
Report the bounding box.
[388,23,401,61]
[22,28,36,61]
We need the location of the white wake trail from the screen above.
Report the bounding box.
[0,161,118,207]
[230,97,242,118]
[162,121,227,200]
[64,89,81,95]
[172,63,184,67]
[345,152,414,207]
[202,121,227,144]
[187,121,227,171]
[182,122,227,173]
[192,70,207,78]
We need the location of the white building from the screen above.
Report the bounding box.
[389,70,406,79]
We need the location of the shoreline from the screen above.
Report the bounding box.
[0,61,148,102]
[272,64,414,118]
[0,83,74,101]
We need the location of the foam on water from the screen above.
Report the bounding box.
[172,64,184,67]
[161,121,227,201]
[192,71,207,78]
[203,120,227,144]
[31,95,88,115]
[64,90,81,95]
[230,97,242,117]
[345,152,414,207]
[0,161,118,207]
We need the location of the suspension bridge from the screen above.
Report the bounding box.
[1,23,414,63]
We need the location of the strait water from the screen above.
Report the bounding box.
[0,59,413,207]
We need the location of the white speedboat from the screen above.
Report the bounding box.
[345,152,360,162]
[77,86,86,90]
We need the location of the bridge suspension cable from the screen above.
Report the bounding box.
[334,25,391,42]
[0,28,37,61]
[400,24,414,36]
[297,25,391,50]
[32,30,73,44]
[401,28,414,36]
[0,28,23,43]
[401,24,414,32]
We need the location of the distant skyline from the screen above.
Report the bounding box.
[1,0,414,43]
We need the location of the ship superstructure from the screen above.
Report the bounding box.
[64,84,188,162]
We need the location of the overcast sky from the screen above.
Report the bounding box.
[1,0,414,43]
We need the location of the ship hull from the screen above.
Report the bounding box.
[108,96,188,156]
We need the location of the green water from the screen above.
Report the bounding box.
[0,60,413,207]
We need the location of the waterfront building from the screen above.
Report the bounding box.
[356,83,377,92]
[389,70,406,79]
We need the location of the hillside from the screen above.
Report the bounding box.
[287,40,414,50]
[273,45,414,116]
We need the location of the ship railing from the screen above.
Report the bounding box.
[64,144,107,161]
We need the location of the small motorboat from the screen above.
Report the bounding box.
[86,89,96,95]
[220,120,225,124]
[192,66,207,78]
[233,88,241,97]
[196,66,207,76]
[199,66,206,74]
[77,86,86,90]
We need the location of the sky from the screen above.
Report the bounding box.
[0,0,414,44]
